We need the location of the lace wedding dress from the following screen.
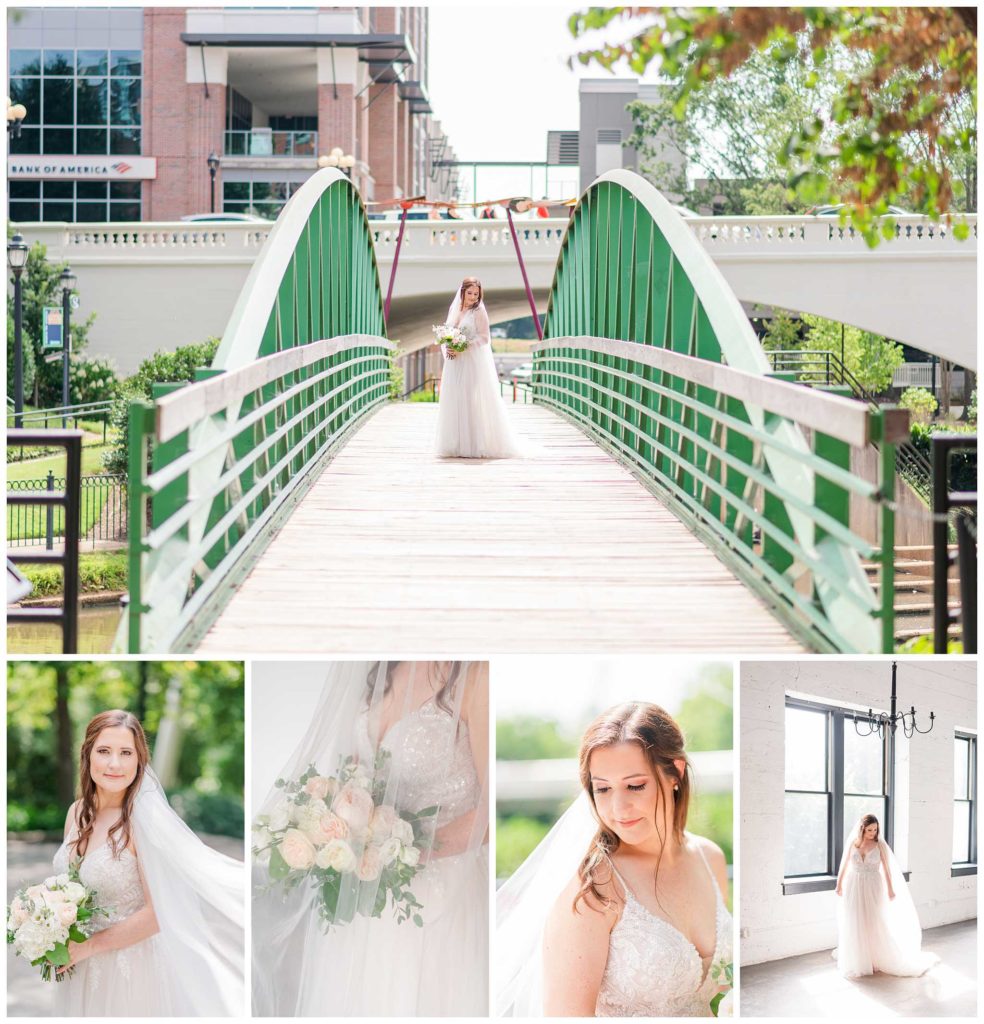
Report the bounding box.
[596,850,732,1017]
[434,305,523,459]
[836,842,938,979]
[51,832,171,1016]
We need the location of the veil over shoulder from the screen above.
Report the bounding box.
[252,661,490,1017]
[130,768,245,1015]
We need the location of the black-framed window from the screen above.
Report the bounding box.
[8,47,142,157]
[223,179,302,220]
[783,696,891,894]
[8,180,141,224]
[953,732,977,875]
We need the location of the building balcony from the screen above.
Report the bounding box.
[224,129,317,158]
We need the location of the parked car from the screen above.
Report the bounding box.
[180,212,271,223]
[807,203,911,216]
[508,362,534,384]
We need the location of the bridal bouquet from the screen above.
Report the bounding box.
[252,751,436,930]
[710,959,734,1017]
[432,323,469,354]
[6,865,105,982]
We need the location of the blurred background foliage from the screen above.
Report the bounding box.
[7,661,244,837]
[496,664,733,898]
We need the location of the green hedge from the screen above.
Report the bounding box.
[169,789,244,838]
[909,423,977,492]
[22,551,127,597]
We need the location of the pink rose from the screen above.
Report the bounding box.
[280,828,316,870]
[306,812,350,846]
[8,897,28,928]
[333,783,374,834]
[304,776,332,800]
[369,805,398,841]
[55,901,78,928]
[358,846,383,882]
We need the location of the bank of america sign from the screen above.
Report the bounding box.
[7,156,157,180]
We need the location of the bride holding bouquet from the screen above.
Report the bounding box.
[251,661,490,1017]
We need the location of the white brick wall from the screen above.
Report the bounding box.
[740,659,977,965]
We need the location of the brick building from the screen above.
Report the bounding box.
[8,6,459,223]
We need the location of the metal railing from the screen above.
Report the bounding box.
[8,473,126,549]
[932,433,977,653]
[533,337,907,653]
[6,430,83,653]
[223,129,318,157]
[402,377,438,401]
[499,378,533,404]
[7,398,114,439]
[766,349,934,501]
[127,335,393,653]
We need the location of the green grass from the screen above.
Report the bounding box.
[6,442,115,483]
[19,551,128,597]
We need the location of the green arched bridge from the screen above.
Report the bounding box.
[123,169,908,655]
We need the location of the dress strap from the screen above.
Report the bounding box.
[690,836,724,908]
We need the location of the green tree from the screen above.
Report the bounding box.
[496,716,578,761]
[12,241,98,406]
[570,7,977,244]
[800,312,904,393]
[760,309,803,352]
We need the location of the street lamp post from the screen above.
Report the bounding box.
[6,97,27,138]
[207,151,220,213]
[7,233,29,428]
[59,267,77,427]
[319,147,356,179]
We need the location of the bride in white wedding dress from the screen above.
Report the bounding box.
[252,661,489,1017]
[497,702,732,1017]
[434,278,524,458]
[834,814,938,979]
[51,709,244,1016]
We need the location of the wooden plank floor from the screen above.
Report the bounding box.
[196,404,804,654]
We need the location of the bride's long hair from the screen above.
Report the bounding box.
[365,661,463,716]
[575,702,692,913]
[74,709,150,858]
[853,813,881,847]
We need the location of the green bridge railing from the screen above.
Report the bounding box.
[123,169,390,652]
[538,171,908,653]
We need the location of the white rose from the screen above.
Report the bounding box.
[399,844,421,868]
[392,818,414,846]
[54,874,69,887]
[43,876,58,889]
[317,839,357,874]
[62,882,86,905]
[8,897,28,928]
[379,836,402,865]
[296,799,329,834]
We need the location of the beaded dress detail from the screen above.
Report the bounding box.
[595,845,732,1017]
[51,830,170,1016]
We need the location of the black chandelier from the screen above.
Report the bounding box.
[853,660,935,739]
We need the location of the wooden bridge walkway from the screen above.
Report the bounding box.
[195,404,804,654]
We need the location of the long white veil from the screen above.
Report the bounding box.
[251,661,489,1016]
[496,792,596,1016]
[835,822,937,977]
[131,767,245,1015]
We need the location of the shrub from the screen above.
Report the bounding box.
[103,337,221,475]
[7,801,67,833]
[70,355,120,406]
[900,387,938,424]
[169,789,244,838]
[968,389,977,424]
[22,551,127,597]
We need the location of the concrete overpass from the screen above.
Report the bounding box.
[12,211,977,374]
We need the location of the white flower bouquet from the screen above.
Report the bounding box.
[710,959,734,1016]
[432,323,469,354]
[6,864,106,982]
[252,751,436,930]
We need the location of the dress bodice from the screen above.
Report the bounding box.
[849,845,882,876]
[357,698,480,828]
[595,845,733,1018]
[53,832,146,931]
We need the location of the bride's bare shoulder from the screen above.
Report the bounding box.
[548,866,621,930]
[688,832,728,894]
[63,800,80,837]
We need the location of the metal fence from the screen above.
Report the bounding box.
[7,473,127,549]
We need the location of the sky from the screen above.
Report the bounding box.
[427,3,660,201]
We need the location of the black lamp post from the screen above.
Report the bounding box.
[59,266,77,427]
[7,233,29,428]
[207,151,220,213]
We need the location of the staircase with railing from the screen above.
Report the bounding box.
[766,349,933,500]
